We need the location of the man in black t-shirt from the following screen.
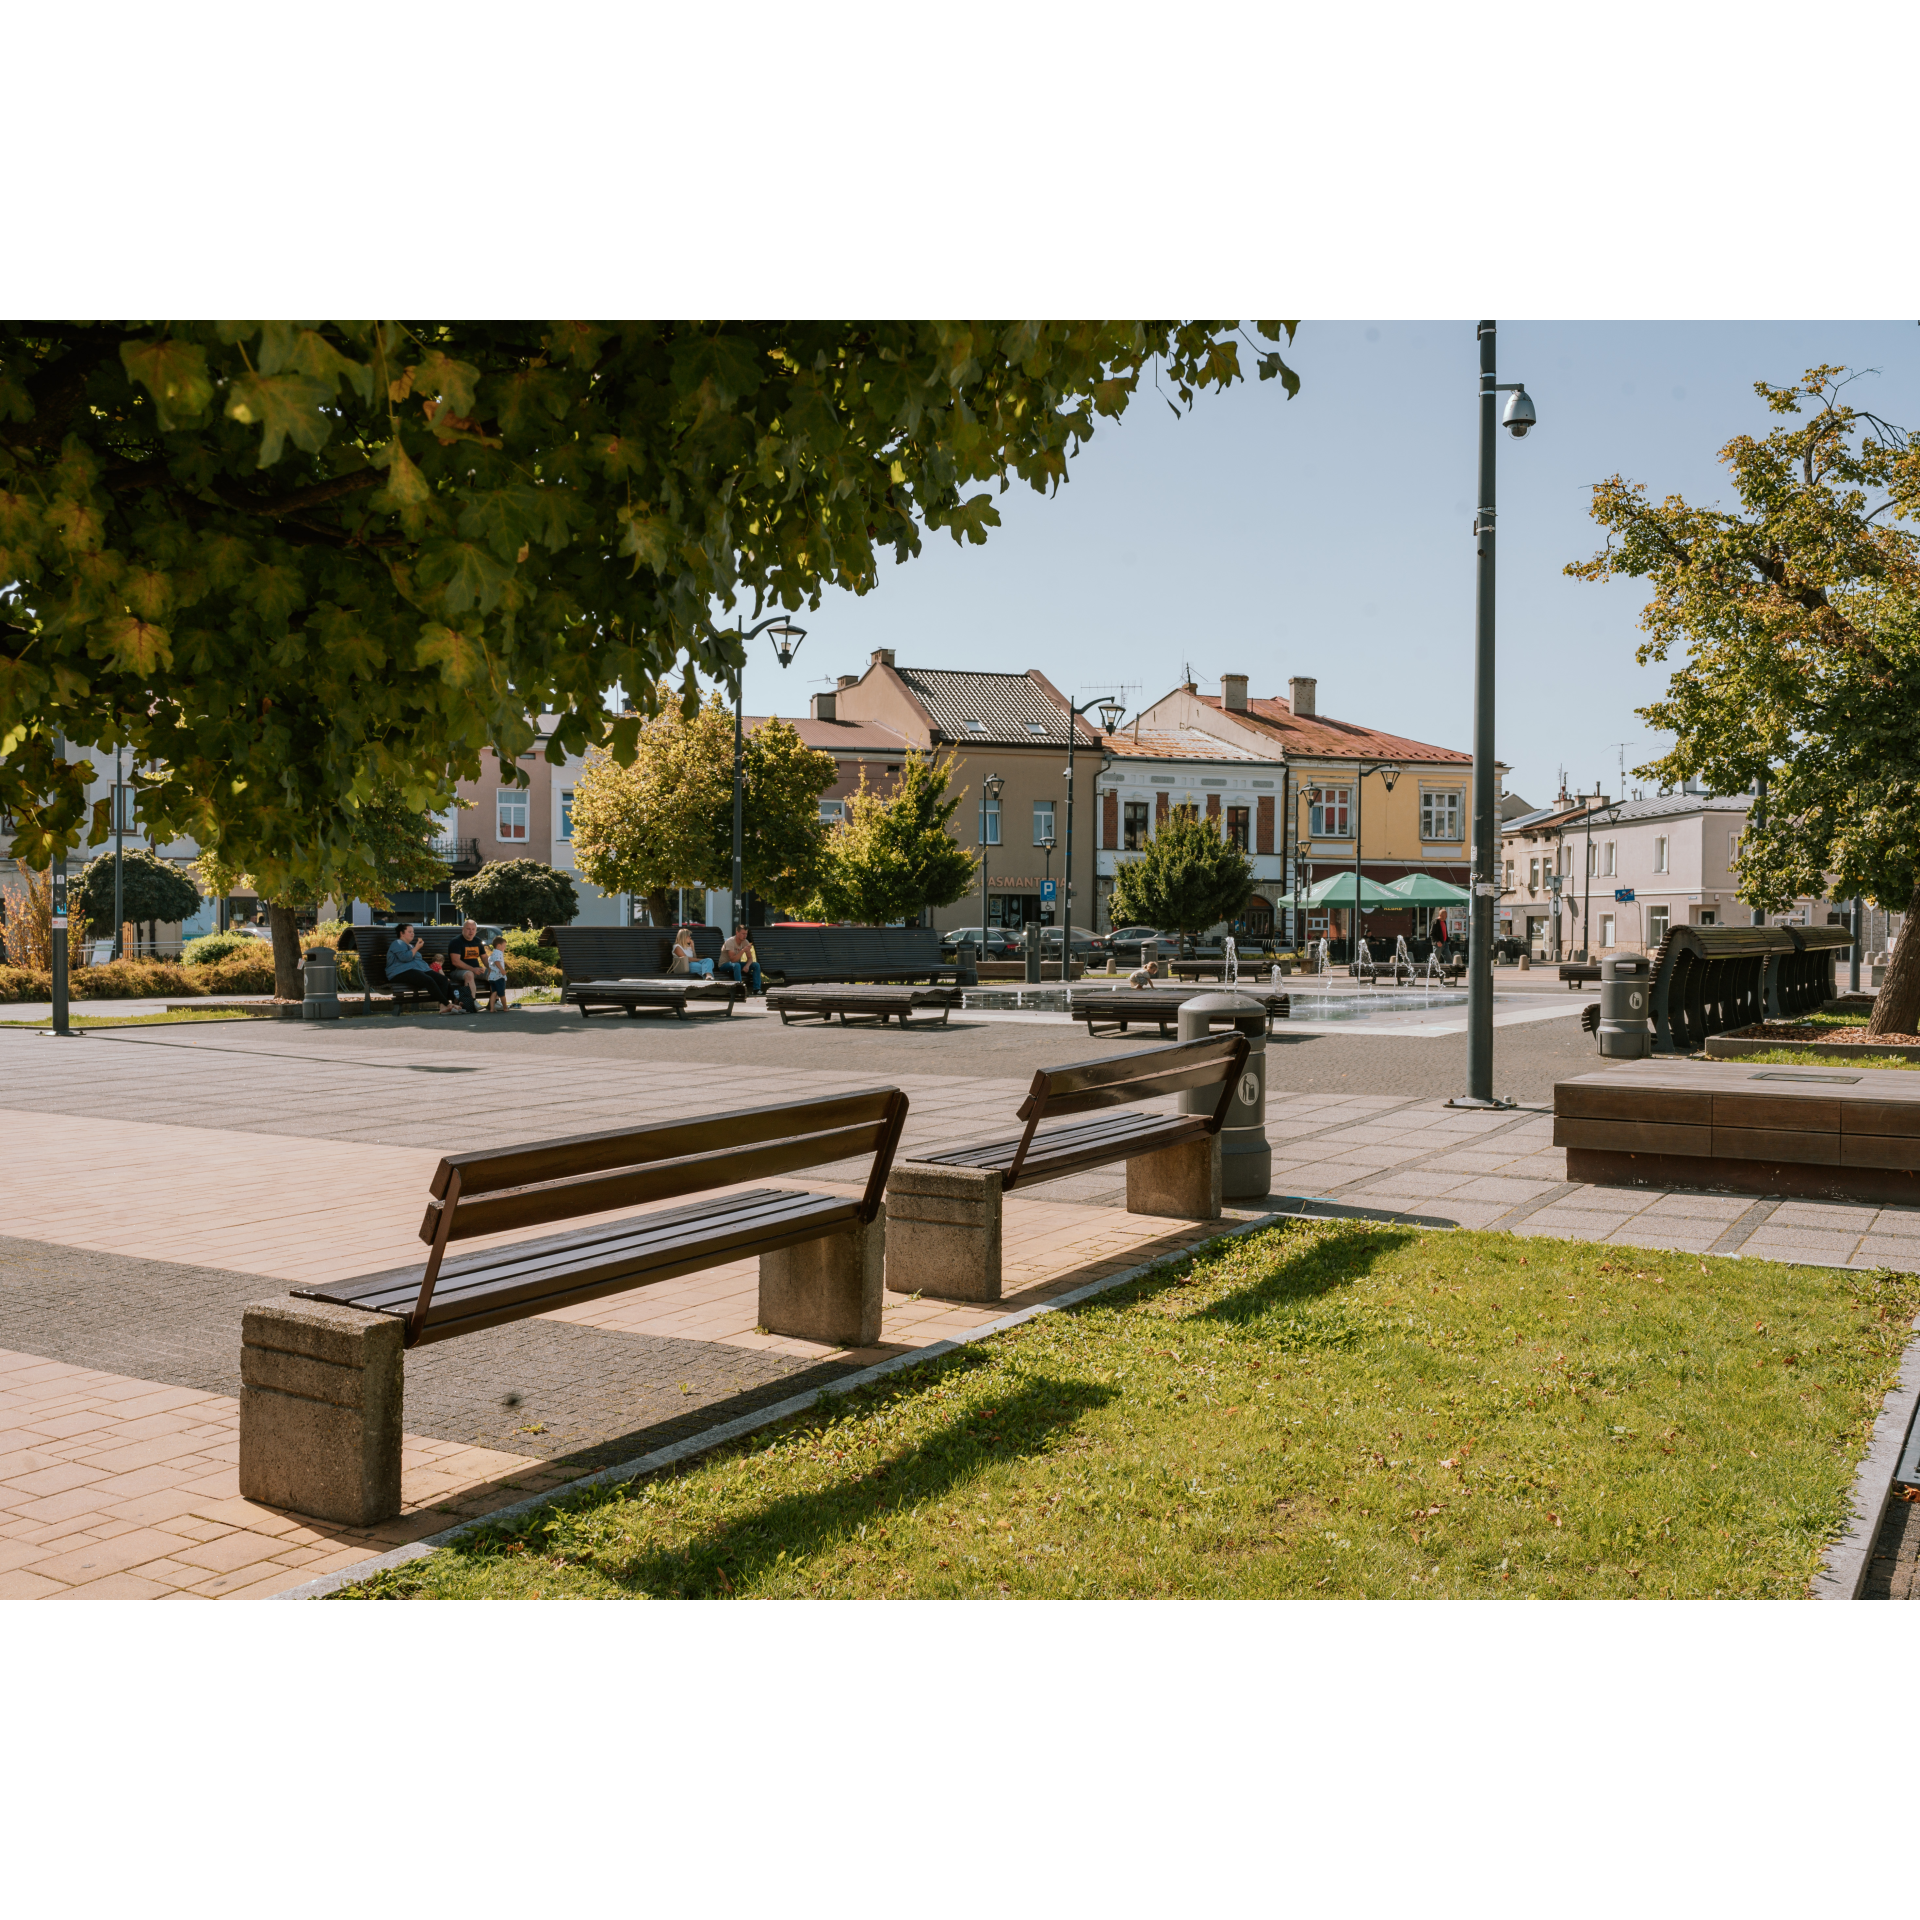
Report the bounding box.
[442,920,483,1012]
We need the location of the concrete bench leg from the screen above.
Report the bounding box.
[1127,1132,1223,1221]
[238,1299,404,1525]
[884,1163,1003,1303]
[760,1212,885,1347]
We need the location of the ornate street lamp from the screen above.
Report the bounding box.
[1350,760,1401,960]
[977,771,1005,950]
[729,616,806,925]
[1061,694,1126,985]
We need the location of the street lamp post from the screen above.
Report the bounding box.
[978,771,1005,947]
[1061,694,1126,988]
[729,615,806,928]
[112,740,125,960]
[1040,834,1054,922]
[1349,760,1401,964]
[1455,319,1537,1110]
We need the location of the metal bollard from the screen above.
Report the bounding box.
[1023,921,1042,985]
[302,945,342,1020]
[1597,953,1649,1059]
[1176,991,1270,1199]
[955,937,978,988]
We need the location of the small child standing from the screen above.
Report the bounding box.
[483,936,509,1013]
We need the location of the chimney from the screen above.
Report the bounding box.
[811,690,837,722]
[870,648,896,668]
[836,673,858,691]
[1289,675,1316,717]
[1221,673,1249,712]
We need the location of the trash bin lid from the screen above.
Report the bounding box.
[1179,991,1266,1031]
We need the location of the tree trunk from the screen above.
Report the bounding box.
[1865,884,1920,1036]
[647,888,675,927]
[270,901,303,1001]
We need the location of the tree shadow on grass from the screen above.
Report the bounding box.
[487,1369,1118,1598]
[1186,1221,1419,1330]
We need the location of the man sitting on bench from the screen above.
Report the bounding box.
[387,924,461,1010]
[718,925,762,996]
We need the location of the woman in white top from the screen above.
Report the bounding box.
[668,926,697,974]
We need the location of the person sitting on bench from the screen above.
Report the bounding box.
[386,924,459,1009]
[718,925,762,995]
[441,918,485,1013]
[667,926,698,974]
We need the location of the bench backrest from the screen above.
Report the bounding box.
[551,924,723,985]
[752,923,945,979]
[351,925,469,988]
[401,1087,911,1343]
[1006,1032,1248,1183]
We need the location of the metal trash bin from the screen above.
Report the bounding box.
[954,938,978,988]
[1023,921,1042,984]
[1598,953,1649,1059]
[302,945,342,1021]
[1176,991,1270,1199]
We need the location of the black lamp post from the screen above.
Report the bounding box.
[1061,694,1125,978]
[1350,759,1402,959]
[729,616,806,927]
[1456,319,1537,1110]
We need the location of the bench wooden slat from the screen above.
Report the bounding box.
[1552,1116,1712,1157]
[1842,1103,1920,1140]
[929,1112,1201,1179]
[1709,1091,1848,1132]
[430,1089,902,1200]
[300,1189,859,1344]
[426,1121,891,1242]
[1711,1125,1841,1167]
[1841,1135,1920,1170]
[1554,1082,1712,1125]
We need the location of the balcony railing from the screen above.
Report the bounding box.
[430,836,484,872]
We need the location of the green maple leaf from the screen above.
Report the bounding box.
[225,373,334,467]
[457,487,537,562]
[374,436,434,538]
[100,615,174,675]
[119,339,214,428]
[418,540,511,614]
[619,508,674,574]
[417,622,489,686]
[409,350,481,417]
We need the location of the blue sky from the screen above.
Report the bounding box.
[730,322,1920,813]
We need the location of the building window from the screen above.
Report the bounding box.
[1653,835,1669,873]
[497,787,529,842]
[982,800,1000,847]
[1420,788,1463,841]
[1123,801,1149,851]
[819,800,846,823]
[1600,912,1616,948]
[1730,831,1742,866]
[112,783,138,834]
[964,718,986,733]
[1528,857,1540,893]
[1648,905,1670,946]
[1503,860,1514,891]
[1226,805,1250,851]
[1603,840,1615,876]
[1171,802,1199,826]
[1309,786,1350,837]
[559,789,574,840]
[1033,800,1055,845]
[1697,908,1717,926]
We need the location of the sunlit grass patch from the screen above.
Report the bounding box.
[333,1220,1920,1602]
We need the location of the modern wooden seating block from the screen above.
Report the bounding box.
[1554,1058,1920,1204]
[887,1032,1249,1302]
[565,977,741,1020]
[1076,985,1289,1038]
[250,1090,911,1521]
[767,985,960,1027]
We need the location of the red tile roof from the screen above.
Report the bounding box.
[1198,694,1470,765]
[1102,727,1271,763]
[745,716,912,755]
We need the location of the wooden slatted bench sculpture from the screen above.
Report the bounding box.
[1554,1057,1920,1205]
[551,924,722,987]
[238,1088,909,1524]
[1077,984,1289,1038]
[566,977,741,1020]
[350,925,464,1012]
[751,924,960,986]
[883,1032,1249,1303]
[767,984,960,1027]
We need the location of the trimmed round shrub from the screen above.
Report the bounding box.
[183,931,259,967]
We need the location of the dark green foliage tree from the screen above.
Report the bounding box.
[0,322,1296,904]
[1570,367,1920,1036]
[1108,812,1254,939]
[450,857,579,929]
[816,750,978,925]
[74,846,198,934]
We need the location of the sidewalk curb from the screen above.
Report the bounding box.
[1812,1312,1920,1600]
[275,1209,1288,1600]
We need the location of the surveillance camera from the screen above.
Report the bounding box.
[1502,387,1537,438]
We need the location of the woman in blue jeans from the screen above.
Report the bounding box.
[717,926,762,995]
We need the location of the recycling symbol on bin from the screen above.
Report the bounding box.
[1239,1071,1261,1109]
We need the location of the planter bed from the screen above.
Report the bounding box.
[1709,1021,1920,1064]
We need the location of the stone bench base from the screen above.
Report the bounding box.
[238,1298,403,1526]
[759,1212,885,1348]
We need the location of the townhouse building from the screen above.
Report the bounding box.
[1131,673,1478,944]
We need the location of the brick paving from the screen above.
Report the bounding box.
[4,1009,1919,1598]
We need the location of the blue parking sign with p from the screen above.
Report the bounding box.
[1040,879,1057,902]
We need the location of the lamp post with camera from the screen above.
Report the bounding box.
[1060,693,1126,985]
[728,615,806,927]
[1349,759,1402,961]
[1453,319,1537,1110]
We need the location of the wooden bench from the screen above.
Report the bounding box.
[565,977,742,1020]
[1559,964,1601,989]
[551,924,722,988]
[767,984,959,1027]
[1554,1057,1920,1205]
[884,1032,1250,1302]
[751,924,959,985]
[1077,984,1290,1037]
[349,925,466,1012]
[239,1088,910,1523]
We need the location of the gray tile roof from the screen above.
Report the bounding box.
[894,668,1083,746]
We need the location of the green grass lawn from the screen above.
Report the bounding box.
[0,1007,268,1029]
[333,1220,1920,1602]
[1729,1047,1920,1071]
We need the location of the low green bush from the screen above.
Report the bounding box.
[503,927,560,967]
[197,951,278,995]
[0,965,49,1003]
[504,953,561,988]
[182,931,260,967]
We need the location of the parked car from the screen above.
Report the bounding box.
[941,926,1021,960]
[1040,926,1105,959]
[1105,925,1178,962]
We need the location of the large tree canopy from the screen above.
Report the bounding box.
[0,321,1296,900]
[1570,366,1920,1035]
[815,749,978,926]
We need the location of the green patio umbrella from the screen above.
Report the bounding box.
[1302,870,1406,909]
[1382,872,1471,904]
